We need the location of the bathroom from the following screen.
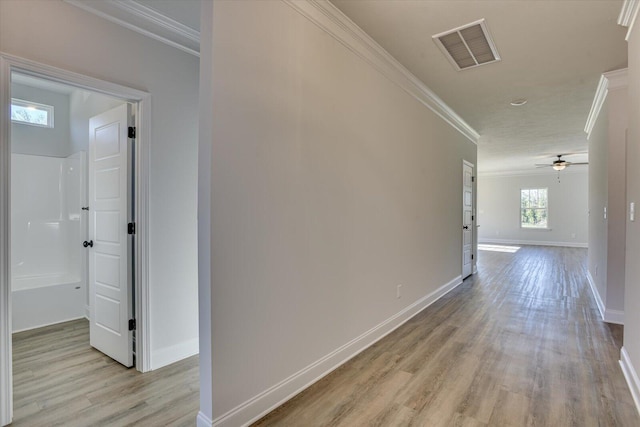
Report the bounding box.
[10,73,126,334]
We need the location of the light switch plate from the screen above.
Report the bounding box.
[631,202,635,222]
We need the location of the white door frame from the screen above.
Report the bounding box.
[0,52,152,426]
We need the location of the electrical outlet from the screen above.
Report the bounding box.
[397,285,402,299]
[571,233,576,239]
[631,202,636,222]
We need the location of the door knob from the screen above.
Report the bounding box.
[463,226,469,230]
[83,240,94,248]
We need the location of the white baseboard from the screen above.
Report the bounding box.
[210,276,463,427]
[197,411,214,427]
[604,309,624,325]
[479,238,587,248]
[586,271,624,325]
[620,347,640,415]
[587,270,606,320]
[150,337,199,370]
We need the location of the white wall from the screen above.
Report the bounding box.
[0,0,199,369]
[588,97,609,309]
[478,172,588,247]
[587,75,627,324]
[622,10,640,413]
[11,83,71,157]
[199,1,477,425]
[605,84,628,317]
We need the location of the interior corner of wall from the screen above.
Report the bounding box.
[149,337,199,370]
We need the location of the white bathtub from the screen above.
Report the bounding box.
[12,274,81,291]
[12,275,86,333]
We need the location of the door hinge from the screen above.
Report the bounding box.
[128,126,136,139]
[472,176,475,183]
[471,254,474,260]
[129,319,136,331]
[128,222,136,235]
[472,215,474,221]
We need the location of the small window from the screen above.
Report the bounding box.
[521,188,548,228]
[10,98,54,128]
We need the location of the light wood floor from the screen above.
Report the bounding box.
[10,246,638,426]
[254,246,640,426]
[11,320,199,426]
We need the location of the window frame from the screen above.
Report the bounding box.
[10,98,54,128]
[520,187,549,230]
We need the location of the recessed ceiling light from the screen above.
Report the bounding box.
[510,99,527,106]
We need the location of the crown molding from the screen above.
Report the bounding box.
[604,68,629,90]
[584,75,608,139]
[64,0,200,57]
[478,167,588,178]
[282,0,479,144]
[618,0,640,41]
[584,68,628,139]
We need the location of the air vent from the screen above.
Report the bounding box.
[433,19,500,71]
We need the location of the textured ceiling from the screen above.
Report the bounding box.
[331,0,628,173]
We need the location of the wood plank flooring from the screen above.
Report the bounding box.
[11,320,199,426]
[254,245,640,426]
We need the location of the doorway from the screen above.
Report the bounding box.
[10,73,133,359]
[0,54,152,426]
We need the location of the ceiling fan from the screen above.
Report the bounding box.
[535,154,588,171]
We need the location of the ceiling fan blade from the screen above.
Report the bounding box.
[557,152,588,158]
[535,164,551,168]
[568,162,589,165]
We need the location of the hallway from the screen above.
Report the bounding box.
[255,246,639,426]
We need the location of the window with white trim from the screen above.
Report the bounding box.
[520,188,548,228]
[10,98,54,128]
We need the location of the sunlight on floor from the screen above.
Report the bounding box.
[478,243,521,253]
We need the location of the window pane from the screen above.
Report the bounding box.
[521,208,548,228]
[10,99,54,128]
[539,189,548,208]
[521,188,548,228]
[521,189,529,208]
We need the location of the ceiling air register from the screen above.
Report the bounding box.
[433,19,501,71]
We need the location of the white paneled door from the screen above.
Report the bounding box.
[88,104,133,367]
[462,161,474,279]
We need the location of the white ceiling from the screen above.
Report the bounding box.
[68,0,629,174]
[331,0,628,174]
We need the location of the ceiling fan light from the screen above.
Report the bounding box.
[553,164,566,171]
